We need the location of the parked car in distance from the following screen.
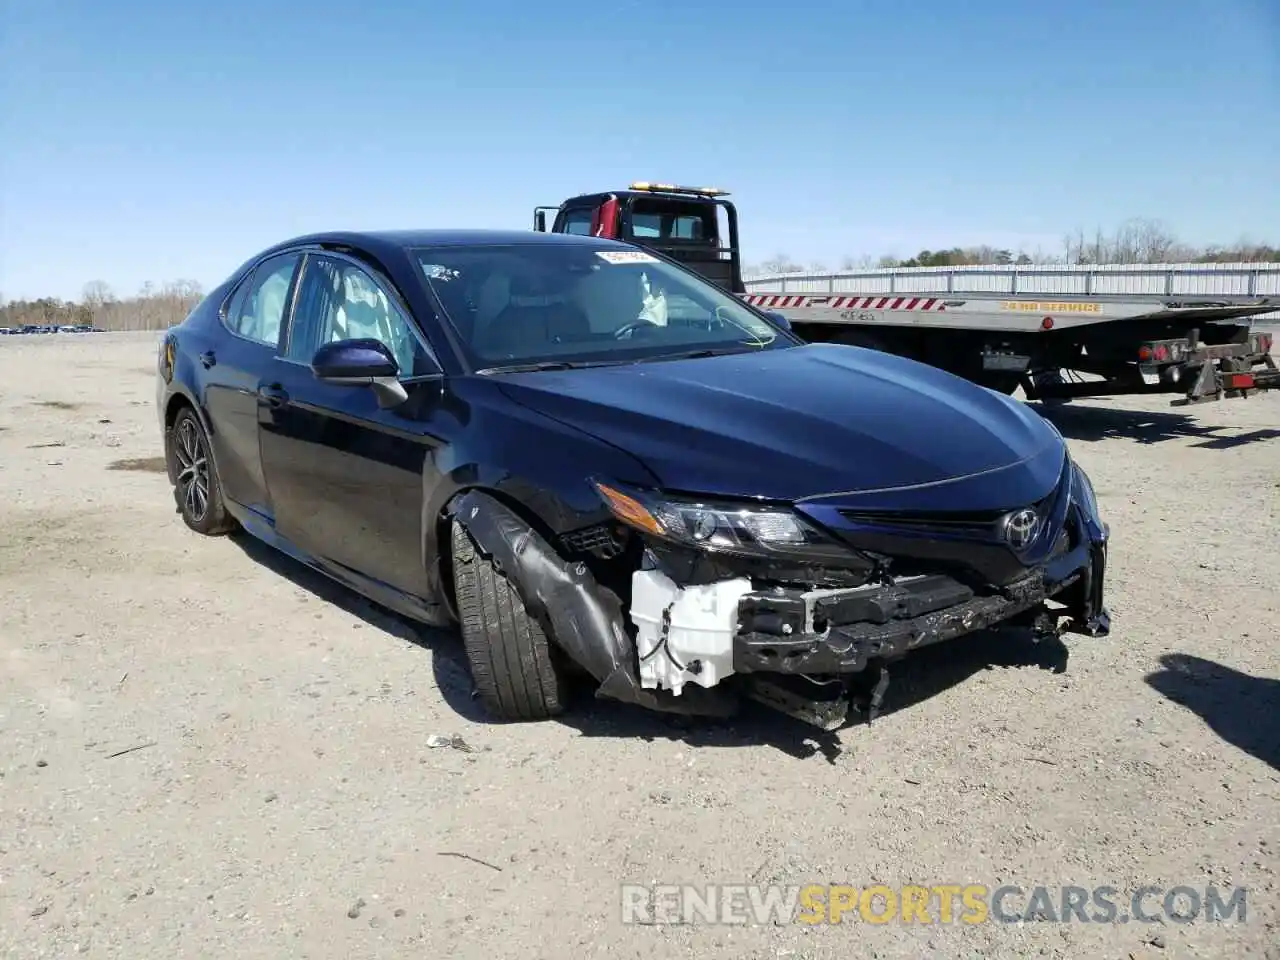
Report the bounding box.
[155,229,1111,729]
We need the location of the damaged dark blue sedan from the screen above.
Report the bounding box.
[156,229,1110,729]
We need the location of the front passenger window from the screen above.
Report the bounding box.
[285,255,438,377]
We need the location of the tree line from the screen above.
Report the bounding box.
[750,217,1280,275]
[3,217,1279,331]
[0,280,205,332]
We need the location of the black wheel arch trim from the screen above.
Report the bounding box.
[162,385,213,483]
[428,483,574,627]
[443,488,738,718]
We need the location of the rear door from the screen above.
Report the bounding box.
[257,251,448,600]
[200,252,302,516]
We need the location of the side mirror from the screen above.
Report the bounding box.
[311,338,408,409]
[764,310,792,332]
[534,210,547,232]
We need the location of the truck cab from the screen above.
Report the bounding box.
[533,182,745,294]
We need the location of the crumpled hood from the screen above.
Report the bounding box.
[495,343,1067,511]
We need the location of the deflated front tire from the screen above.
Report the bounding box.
[450,520,568,721]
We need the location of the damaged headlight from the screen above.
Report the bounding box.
[593,480,852,561]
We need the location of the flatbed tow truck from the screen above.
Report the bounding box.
[533,183,1278,405]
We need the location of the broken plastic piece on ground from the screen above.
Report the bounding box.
[629,567,753,695]
[426,734,473,752]
[1064,608,1112,638]
[865,665,891,722]
[746,677,851,731]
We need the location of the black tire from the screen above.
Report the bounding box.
[1031,369,1073,406]
[974,372,1022,394]
[167,407,236,536]
[450,520,567,721]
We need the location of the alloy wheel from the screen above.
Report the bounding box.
[173,416,210,523]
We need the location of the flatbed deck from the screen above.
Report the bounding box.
[739,290,1280,333]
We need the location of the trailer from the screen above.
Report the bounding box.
[532,183,1279,405]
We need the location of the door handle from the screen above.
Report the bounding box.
[199,350,216,368]
[258,384,289,408]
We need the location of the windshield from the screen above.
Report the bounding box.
[411,243,794,369]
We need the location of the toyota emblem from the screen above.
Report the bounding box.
[1001,508,1040,549]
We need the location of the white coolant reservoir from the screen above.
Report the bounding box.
[629,568,753,695]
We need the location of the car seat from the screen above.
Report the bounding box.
[333,272,372,337]
[471,271,511,348]
[478,271,591,356]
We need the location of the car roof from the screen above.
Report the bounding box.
[260,228,633,261]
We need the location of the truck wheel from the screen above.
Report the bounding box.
[1031,369,1072,406]
[450,520,567,721]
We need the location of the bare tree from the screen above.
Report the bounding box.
[1128,218,1181,262]
[81,280,115,308]
[1061,228,1088,264]
[0,278,208,331]
[164,279,204,300]
[836,254,877,272]
[758,253,803,274]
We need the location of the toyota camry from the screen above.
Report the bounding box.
[155,229,1111,729]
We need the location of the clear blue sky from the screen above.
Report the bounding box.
[2,0,1277,301]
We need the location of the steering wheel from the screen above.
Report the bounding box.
[613,319,661,340]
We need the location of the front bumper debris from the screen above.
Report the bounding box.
[730,535,1108,730]
[620,495,1110,729]
[735,536,1108,677]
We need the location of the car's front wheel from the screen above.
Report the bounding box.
[450,520,568,721]
[167,407,236,536]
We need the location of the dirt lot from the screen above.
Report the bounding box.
[2,331,1277,960]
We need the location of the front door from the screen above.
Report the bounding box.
[257,251,449,601]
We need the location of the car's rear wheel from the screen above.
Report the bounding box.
[168,407,236,536]
[450,520,567,721]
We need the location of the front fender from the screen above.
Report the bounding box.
[445,489,738,718]
[417,378,661,615]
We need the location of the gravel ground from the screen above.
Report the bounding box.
[2,331,1277,960]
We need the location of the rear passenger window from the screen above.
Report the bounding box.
[224,253,300,347]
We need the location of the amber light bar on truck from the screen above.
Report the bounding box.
[629,181,730,197]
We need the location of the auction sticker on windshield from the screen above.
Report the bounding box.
[597,251,658,264]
